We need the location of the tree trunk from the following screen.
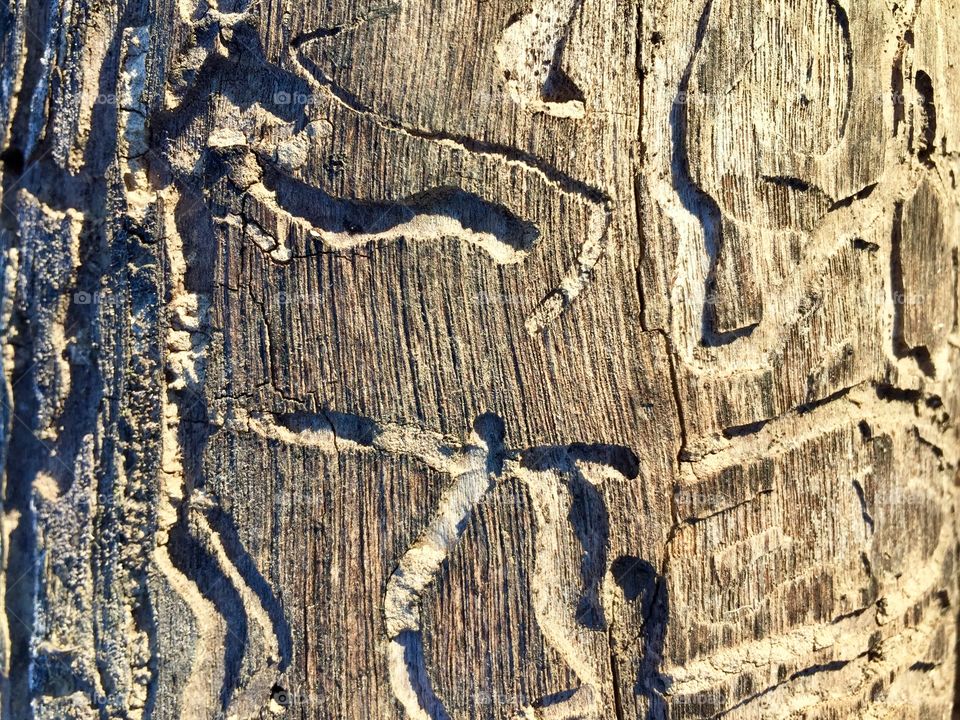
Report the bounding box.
[0,0,957,717]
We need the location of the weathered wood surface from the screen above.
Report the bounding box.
[0,0,957,717]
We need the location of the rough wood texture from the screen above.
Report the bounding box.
[0,0,957,717]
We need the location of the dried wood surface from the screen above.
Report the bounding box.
[0,0,957,717]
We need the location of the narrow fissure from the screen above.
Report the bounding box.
[2,305,41,720]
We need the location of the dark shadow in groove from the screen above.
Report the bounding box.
[851,236,880,252]
[204,504,294,672]
[891,43,906,137]
[889,201,936,377]
[829,182,877,212]
[519,445,637,631]
[915,69,937,165]
[620,557,670,719]
[1,333,41,720]
[760,175,811,192]
[875,383,922,404]
[796,385,852,414]
[167,515,248,713]
[540,0,587,106]
[0,146,24,174]
[566,444,640,480]
[825,0,854,138]
[566,471,609,630]
[520,443,638,476]
[473,412,507,477]
[533,687,580,710]
[722,419,768,439]
[260,165,540,260]
[850,478,875,533]
[667,0,742,348]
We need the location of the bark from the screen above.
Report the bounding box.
[0,0,957,718]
